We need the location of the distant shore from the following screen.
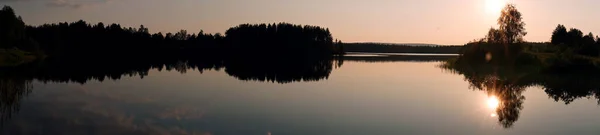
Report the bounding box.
[342,43,464,54]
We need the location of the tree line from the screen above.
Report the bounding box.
[550,24,600,56]
[225,23,343,57]
[0,5,343,64]
[342,43,463,54]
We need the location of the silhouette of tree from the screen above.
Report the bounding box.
[224,23,340,56]
[551,24,568,45]
[479,4,526,45]
[582,32,595,45]
[579,32,599,56]
[549,24,599,56]
[567,28,583,46]
[497,4,527,44]
[0,6,38,52]
[486,28,505,43]
[2,5,345,65]
[174,30,188,41]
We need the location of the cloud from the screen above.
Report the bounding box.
[0,0,118,9]
[0,0,28,2]
[45,0,83,8]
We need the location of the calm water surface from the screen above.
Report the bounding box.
[2,56,600,135]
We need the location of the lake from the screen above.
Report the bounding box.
[2,54,600,135]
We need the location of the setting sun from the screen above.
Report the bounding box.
[485,0,507,14]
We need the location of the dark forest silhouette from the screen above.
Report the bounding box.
[548,24,600,56]
[0,6,343,67]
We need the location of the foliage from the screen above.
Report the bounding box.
[224,23,342,56]
[25,20,224,59]
[497,4,527,44]
[551,24,568,45]
[0,6,39,53]
[550,24,600,57]
[484,4,527,44]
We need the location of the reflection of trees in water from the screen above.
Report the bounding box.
[442,46,600,128]
[473,76,525,128]
[0,78,32,125]
[442,55,533,128]
[3,55,339,84]
[461,71,526,128]
[0,55,341,127]
[3,53,456,85]
[539,75,600,105]
[224,56,337,83]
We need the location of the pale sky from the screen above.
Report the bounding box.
[1,0,599,45]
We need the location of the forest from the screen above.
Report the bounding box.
[0,6,344,67]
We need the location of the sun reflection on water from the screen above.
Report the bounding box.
[487,95,500,109]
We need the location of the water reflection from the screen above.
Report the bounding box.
[1,56,341,84]
[1,53,455,84]
[465,72,525,128]
[0,54,456,130]
[223,56,340,83]
[487,81,525,128]
[344,53,455,63]
[0,85,212,135]
[0,78,31,125]
[441,44,600,128]
[486,96,499,109]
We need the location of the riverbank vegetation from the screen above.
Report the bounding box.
[0,48,36,67]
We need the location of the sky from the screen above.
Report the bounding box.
[1,0,599,45]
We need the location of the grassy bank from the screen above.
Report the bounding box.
[0,48,37,67]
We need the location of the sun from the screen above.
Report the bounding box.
[485,0,507,14]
